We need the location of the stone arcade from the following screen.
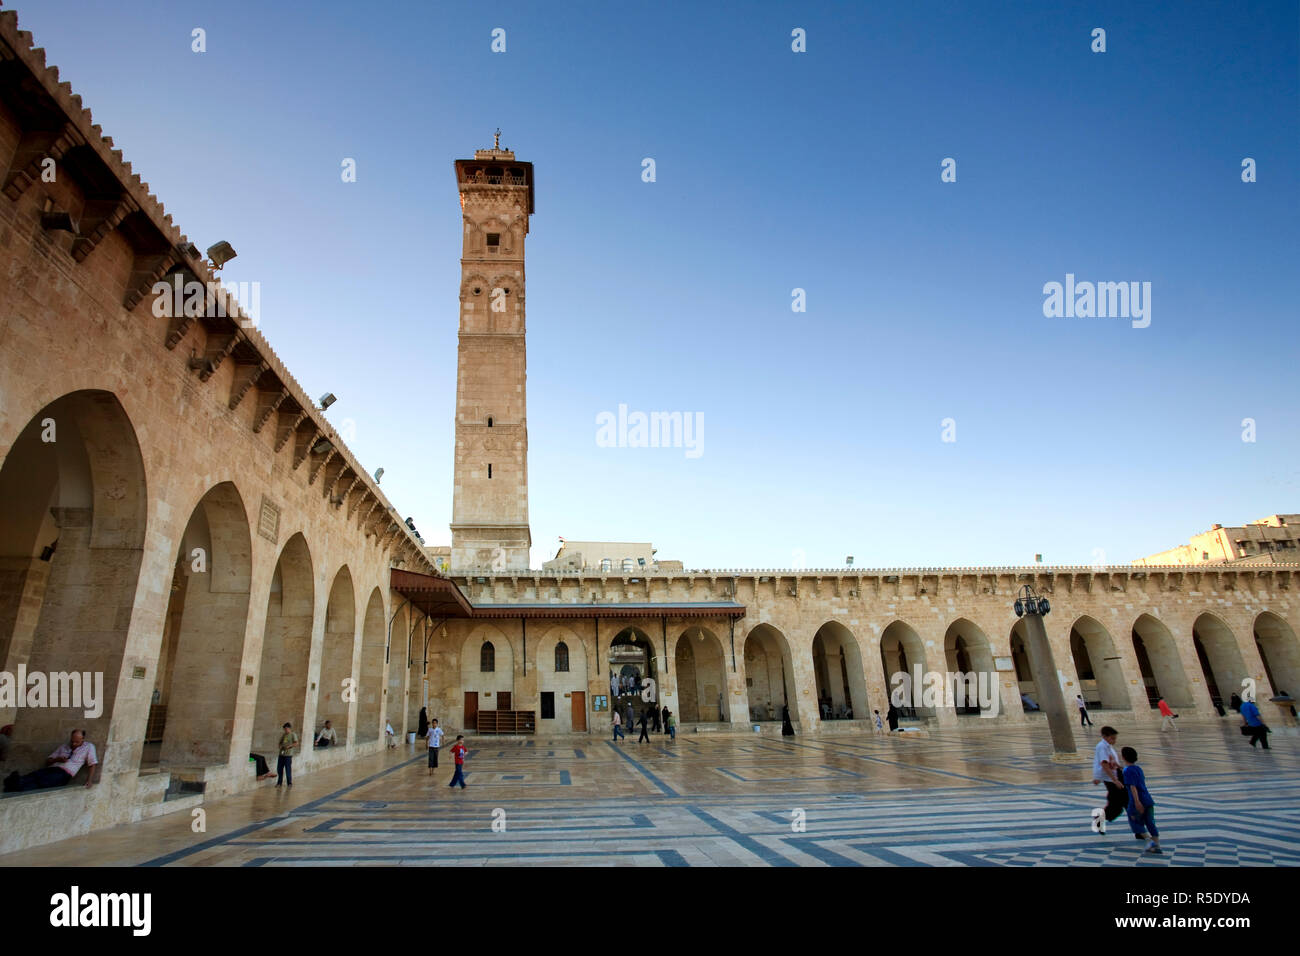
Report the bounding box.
[0,12,1297,856]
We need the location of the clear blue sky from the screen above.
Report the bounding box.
[22,0,1299,569]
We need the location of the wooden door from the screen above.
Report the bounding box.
[464,692,478,731]
[497,691,511,711]
[571,692,587,732]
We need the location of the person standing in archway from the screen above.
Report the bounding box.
[885,701,899,733]
[638,710,650,743]
[1076,694,1093,728]
[782,705,795,737]
[418,707,429,739]
[612,708,624,743]
[276,723,298,788]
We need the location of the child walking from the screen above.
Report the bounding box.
[447,734,468,789]
[1120,746,1162,854]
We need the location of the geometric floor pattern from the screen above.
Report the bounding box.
[3,720,1297,866]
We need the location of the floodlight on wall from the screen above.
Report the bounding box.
[319,392,337,410]
[41,210,78,233]
[374,467,384,483]
[206,240,238,271]
[176,241,200,260]
[311,438,333,455]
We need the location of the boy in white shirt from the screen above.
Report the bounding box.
[427,719,444,774]
[1089,726,1128,835]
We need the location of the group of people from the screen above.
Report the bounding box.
[612,673,642,696]
[1090,725,1162,853]
[612,704,675,742]
[418,708,468,788]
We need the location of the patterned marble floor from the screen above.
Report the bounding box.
[3,721,1297,866]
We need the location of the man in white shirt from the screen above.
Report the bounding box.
[385,720,396,749]
[315,720,337,748]
[427,718,444,774]
[1090,726,1127,834]
[3,728,98,792]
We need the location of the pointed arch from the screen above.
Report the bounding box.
[253,532,314,752]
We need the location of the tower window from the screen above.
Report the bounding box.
[480,642,495,673]
[555,641,569,673]
[487,417,493,427]
[486,233,500,248]
[488,464,492,479]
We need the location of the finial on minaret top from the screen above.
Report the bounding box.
[494,127,501,150]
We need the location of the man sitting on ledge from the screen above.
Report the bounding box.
[3,729,98,793]
[314,720,337,748]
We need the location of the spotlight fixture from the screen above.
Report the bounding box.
[373,467,384,483]
[846,555,854,566]
[187,353,215,374]
[41,210,78,233]
[176,241,200,260]
[319,392,337,410]
[206,240,237,271]
[311,438,333,455]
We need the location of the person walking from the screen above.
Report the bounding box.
[447,735,468,788]
[666,710,676,740]
[661,707,671,736]
[276,722,298,788]
[417,706,429,739]
[612,708,625,742]
[1076,694,1093,728]
[1120,746,1162,854]
[1090,726,1127,834]
[885,701,899,733]
[385,720,397,749]
[1240,696,1270,749]
[1156,698,1179,732]
[427,718,444,774]
[651,706,661,733]
[638,710,650,743]
[873,709,884,735]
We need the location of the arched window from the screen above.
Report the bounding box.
[480,641,495,672]
[555,641,570,673]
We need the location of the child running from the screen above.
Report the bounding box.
[1120,746,1162,855]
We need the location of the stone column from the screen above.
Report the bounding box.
[1020,611,1077,755]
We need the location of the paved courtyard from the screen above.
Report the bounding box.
[3,721,1297,867]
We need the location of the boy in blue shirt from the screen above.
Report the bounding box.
[1120,746,1161,855]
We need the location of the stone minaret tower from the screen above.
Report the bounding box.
[449,135,534,570]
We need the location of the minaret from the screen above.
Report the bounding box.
[449,133,534,570]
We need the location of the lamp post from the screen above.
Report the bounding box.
[1014,584,1077,756]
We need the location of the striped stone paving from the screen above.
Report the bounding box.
[3,720,1297,866]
